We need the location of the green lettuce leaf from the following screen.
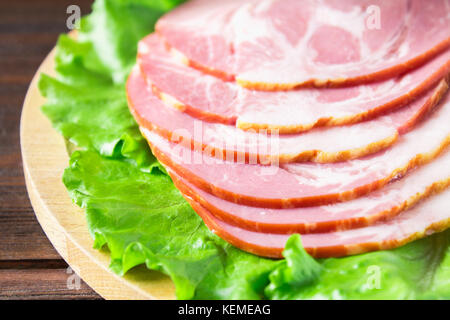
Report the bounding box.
[265,235,322,299]
[267,231,450,300]
[39,71,158,172]
[78,0,188,82]
[40,0,450,299]
[63,149,280,299]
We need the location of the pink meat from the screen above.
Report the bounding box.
[184,187,450,258]
[138,34,450,133]
[137,90,450,208]
[156,0,450,90]
[127,68,448,164]
[168,149,450,234]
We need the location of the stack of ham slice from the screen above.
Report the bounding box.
[127,0,450,258]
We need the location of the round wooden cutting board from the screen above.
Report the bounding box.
[20,48,176,300]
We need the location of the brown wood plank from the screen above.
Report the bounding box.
[0,269,100,300]
[0,211,62,261]
[0,0,94,262]
[0,0,101,299]
[0,259,68,270]
[17,10,175,300]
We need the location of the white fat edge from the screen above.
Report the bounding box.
[143,98,450,190]
[169,47,190,66]
[282,101,450,191]
[204,98,448,189]
[354,76,410,104]
[236,89,321,126]
[138,41,150,55]
[323,148,450,218]
[237,74,409,127]
[284,161,377,192]
[203,122,287,157]
[159,92,186,112]
[331,188,450,244]
[236,86,380,127]
[141,126,450,235]
[182,150,450,224]
[285,119,396,152]
[203,123,259,148]
[162,49,238,112]
[131,65,140,74]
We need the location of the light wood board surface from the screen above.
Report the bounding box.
[20,47,176,300]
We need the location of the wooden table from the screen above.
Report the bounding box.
[0,0,101,299]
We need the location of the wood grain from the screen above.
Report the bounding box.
[0,0,99,299]
[0,269,100,300]
[20,47,176,299]
[18,14,177,302]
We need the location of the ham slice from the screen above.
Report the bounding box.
[127,68,448,164]
[138,34,450,134]
[139,91,450,208]
[167,149,450,234]
[156,0,450,90]
[183,188,450,258]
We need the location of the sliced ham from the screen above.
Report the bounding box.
[139,91,450,208]
[138,34,450,134]
[156,0,450,90]
[167,149,450,234]
[127,68,448,164]
[183,187,450,258]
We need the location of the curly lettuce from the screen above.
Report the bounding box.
[39,0,450,299]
